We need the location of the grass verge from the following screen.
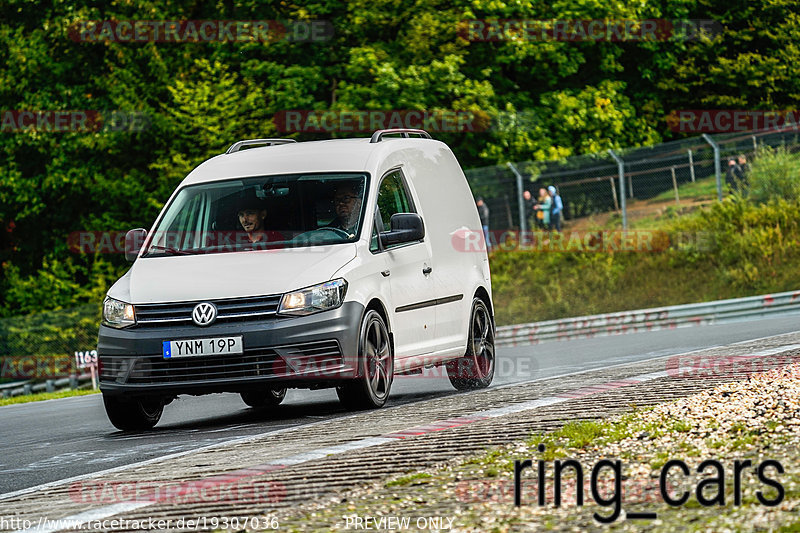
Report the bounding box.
[0,388,99,406]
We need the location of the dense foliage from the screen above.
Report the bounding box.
[747,145,800,203]
[2,0,800,316]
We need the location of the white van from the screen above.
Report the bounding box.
[98,129,494,430]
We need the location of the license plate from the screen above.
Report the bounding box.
[163,336,243,359]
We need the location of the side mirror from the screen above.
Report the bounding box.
[125,228,147,262]
[380,213,425,247]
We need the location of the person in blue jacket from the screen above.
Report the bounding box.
[548,185,563,231]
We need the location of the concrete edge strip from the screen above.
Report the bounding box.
[17,343,800,533]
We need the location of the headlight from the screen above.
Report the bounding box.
[103,297,136,328]
[278,279,347,316]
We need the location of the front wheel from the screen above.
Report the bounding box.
[103,394,164,431]
[336,310,394,409]
[447,297,495,390]
[241,388,287,408]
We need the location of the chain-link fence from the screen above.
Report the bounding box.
[465,127,800,232]
[0,304,100,386]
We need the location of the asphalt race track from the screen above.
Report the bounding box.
[1,314,799,497]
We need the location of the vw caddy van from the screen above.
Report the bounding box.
[98,129,495,430]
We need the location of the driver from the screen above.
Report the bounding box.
[236,189,282,246]
[327,182,363,237]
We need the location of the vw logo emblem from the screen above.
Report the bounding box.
[192,302,217,326]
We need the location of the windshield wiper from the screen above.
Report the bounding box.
[145,245,195,256]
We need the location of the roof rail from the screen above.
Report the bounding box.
[225,138,297,154]
[370,129,433,143]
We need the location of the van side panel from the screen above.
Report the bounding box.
[377,144,488,356]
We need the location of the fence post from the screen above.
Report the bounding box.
[702,133,723,201]
[671,167,679,204]
[608,149,627,229]
[688,149,695,182]
[507,162,526,232]
[609,178,619,211]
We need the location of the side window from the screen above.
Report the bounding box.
[377,171,414,230]
[371,170,416,252]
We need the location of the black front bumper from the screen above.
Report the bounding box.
[98,301,364,397]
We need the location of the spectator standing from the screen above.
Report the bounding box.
[736,154,749,190]
[522,189,536,231]
[533,187,551,229]
[476,196,490,249]
[725,158,740,194]
[548,185,563,231]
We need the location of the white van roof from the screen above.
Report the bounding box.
[182,136,449,186]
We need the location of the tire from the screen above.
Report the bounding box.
[241,388,287,408]
[336,309,394,409]
[103,394,164,431]
[447,297,495,390]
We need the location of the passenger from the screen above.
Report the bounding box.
[236,189,281,245]
[327,182,363,236]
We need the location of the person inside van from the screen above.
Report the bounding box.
[327,181,363,236]
[236,188,282,245]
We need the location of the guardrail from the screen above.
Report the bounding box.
[0,374,94,399]
[496,289,800,347]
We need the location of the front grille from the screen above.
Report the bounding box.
[116,340,343,384]
[134,295,282,327]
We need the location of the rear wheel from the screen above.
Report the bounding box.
[103,394,164,431]
[336,309,393,409]
[447,297,495,390]
[241,388,287,408]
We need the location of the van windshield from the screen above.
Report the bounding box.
[142,173,368,257]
